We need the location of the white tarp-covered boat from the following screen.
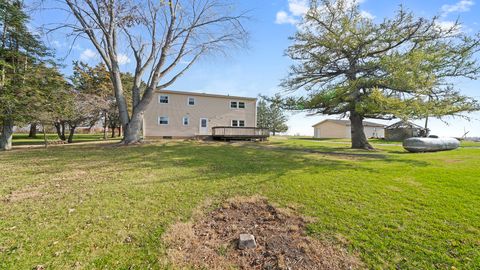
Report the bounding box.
[403,137,460,153]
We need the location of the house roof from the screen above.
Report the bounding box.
[312,119,386,128]
[386,120,424,130]
[156,89,257,101]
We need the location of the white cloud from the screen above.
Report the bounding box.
[360,10,375,20]
[275,0,373,26]
[51,40,65,48]
[288,0,308,16]
[117,53,131,65]
[79,48,98,62]
[435,20,463,32]
[441,0,474,16]
[275,11,298,25]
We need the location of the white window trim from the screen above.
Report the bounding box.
[231,119,245,127]
[158,116,169,125]
[200,118,208,128]
[187,97,195,106]
[159,95,169,104]
[230,100,238,109]
[230,100,246,109]
[183,116,189,126]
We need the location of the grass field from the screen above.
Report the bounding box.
[1,136,479,269]
[12,133,120,146]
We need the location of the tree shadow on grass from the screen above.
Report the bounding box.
[240,142,430,167]
[0,140,437,269]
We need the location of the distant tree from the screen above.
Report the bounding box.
[0,0,49,150]
[71,61,112,137]
[257,95,289,136]
[256,99,269,129]
[282,0,480,149]
[28,64,70,147]
[63,92,108,143]
[60,0,248,144]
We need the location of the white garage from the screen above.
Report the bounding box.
[313,119,385,139]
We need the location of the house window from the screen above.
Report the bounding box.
[188,97,195,106]
[232,120,245,127]
[230,101,245,109]
[183,116,189,126]
[159,95,169,104]
[158,116,169,125]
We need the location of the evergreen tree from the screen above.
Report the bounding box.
[256,98,269,129]
[282,0,480,149]
[0,0,49,150]
[257,95,289,136]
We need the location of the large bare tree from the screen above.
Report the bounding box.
[59,0,247,143]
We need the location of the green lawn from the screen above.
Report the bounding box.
[1,136,479,269]
[12,133,120,146]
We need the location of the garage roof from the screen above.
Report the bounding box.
[312,119,386,128]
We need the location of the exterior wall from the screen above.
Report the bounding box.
[364,126,385,138]
[385,128,417,141]
[144,91,256,137]
[313,122,350,138]
[314,122,385,139]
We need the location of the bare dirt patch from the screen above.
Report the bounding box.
[3,185,45,202]
[164,197,362,269]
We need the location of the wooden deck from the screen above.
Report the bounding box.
[212,127,270,141]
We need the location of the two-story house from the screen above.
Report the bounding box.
[143,90,258,139]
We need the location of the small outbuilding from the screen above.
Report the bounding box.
[384,121,428,141]
[312,119,385,139]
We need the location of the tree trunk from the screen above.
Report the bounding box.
[28,123,37,138]
[61,122,66,140]
[54,121,66,141]
[123,112,143,144]
[67,126,76,143]
[111,125,115,138]
[349,111,374,150]
[41,123,48,148]
[0,119,14,151]
[272,130,276,136]
[103,112,108,140]
[118,126,122,137]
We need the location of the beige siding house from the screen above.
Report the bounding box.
[313,119,385,139]
[143,90,257,138]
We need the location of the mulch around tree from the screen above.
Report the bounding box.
[163,197,362,269]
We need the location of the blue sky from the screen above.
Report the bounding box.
[30,0,480,137]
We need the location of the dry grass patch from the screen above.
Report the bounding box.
[3,184,46,202]
[164,196,362,269]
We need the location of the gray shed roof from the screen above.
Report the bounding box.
[386,121,424,130]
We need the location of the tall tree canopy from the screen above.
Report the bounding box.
[60,0,248,144]
[282,0,480,149]
[0,0,49,150]
[257,95,289,136]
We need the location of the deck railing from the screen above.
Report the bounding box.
[212,126,270,138]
